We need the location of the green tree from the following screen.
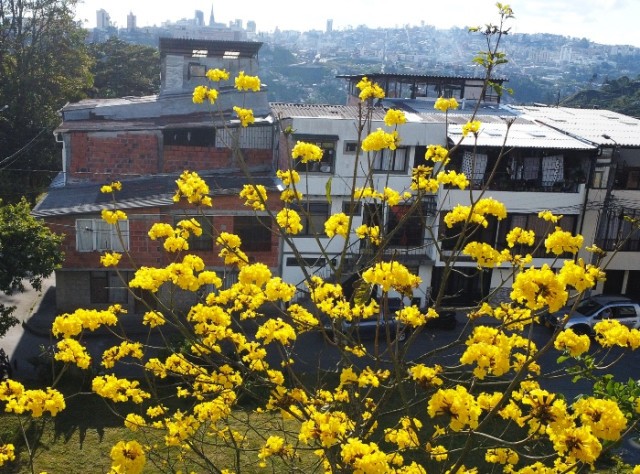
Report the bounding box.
[0,0,93,204]
[0,199,63,337]
[88,37,160,98]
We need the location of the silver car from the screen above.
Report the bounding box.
[543,294,640,335]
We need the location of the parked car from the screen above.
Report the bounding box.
[542,294,640,335]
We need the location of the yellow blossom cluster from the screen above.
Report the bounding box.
[410,364,444,388]
[148,218,203,253]
[55,338,92,369]
[276,208,303,234]
[233,106,255,127]
[92,375,150,404]
[216,231,248,267]
[545,226,584,255]
[355,224,381,245]
[234,71,261,91]
[100,181,122,193]
[291,140,323,163]
[384,108,406,126]
[110,440,146,474]
[0,444,15,466]
[463,241,509,268]
[258,436,294,466]
[396,305,439,327]
[102,341,144,368]
[362,128,399,152]
[100,251,121,267]
[239,183,267,211]
[356,76,385,101]
[554,328,591,356]
[434,96,459,112]
[353,186,411,205]
[52,305,121,338]
[462,120,482,137]
[205,68,230,81]
[595,319,640,348]
[428,385,482,431]
[506,227,536,247]
[444,198,507,228]
[0,380,66,417]
[192,85,218,104]
[324,212,350,238]
[173,170,212,206]
[425,144,449,162]
[101,208,127,225]
[362,261,421,293]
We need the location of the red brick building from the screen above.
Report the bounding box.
[34,39,281,313]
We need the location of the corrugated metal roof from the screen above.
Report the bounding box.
[445,115,596,150]
[270,103,387,120]
[33,171,278,217]
[510,106,640,147]
[269,102,441,123]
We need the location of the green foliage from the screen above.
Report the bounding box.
[87,37,160,98]
[562,75,640,116]
[0,0,93,203]
[0,199,63,337]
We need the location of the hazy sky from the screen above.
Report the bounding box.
[75,0,640,47]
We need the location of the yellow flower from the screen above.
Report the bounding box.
[206,68,230,81]
[434,97,459,112]
[239,184,267,211]
[545,227,583,255]
[276,169,300,186]
[110,440,146,474]
[124,413,147,432]
[100,181,122,193]
[510,264,568,313]
[173,170,212,206]
[356,76,385,101]
[362,128,399,152]
[539,210,562,222]
[101,209,127,225]
[384,109,406,126]
[0,444,15,466]
[362,261,421,293]
[425,144,449,162]
[573,397,627,441]
[506,227,536,247]
[100,252,122,267]
[276,208,303,234]
[462,120,481,137]
[235,71,260,91]
[554,328,590,356]
[233,106,255,127]
[463,241,507,268]
[291,141,323,163]
[324,212,350,238]
[192,85,218,104]
[428,385,481,431]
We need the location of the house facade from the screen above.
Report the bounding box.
[34,38,281,313]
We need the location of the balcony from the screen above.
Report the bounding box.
[357,241,434,265]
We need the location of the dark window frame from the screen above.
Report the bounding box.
[234,215,272,251]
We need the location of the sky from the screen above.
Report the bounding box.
[74,0,640,48]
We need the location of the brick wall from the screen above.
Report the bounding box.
[69,132,159,181]
[69,131,274,182]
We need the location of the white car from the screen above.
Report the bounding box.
[543,295,640,335]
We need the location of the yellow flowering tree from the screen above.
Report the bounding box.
[5,4,640,474]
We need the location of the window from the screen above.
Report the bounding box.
[164,128,215,147]
[440,216,497,252]
[387,204,424,247]
[174,216,213,251]
[90,271,128,304]
[293,136,337,173]
[344,141,358,154]
[234,215,272,251]
[342,201,362,216]
[286,257,326,267]
[76,219,129,252]
[372,148,408,173]
[294,202,330,236]
[597,208,640,251]
[188,62,206,79]
[497,214,577,257]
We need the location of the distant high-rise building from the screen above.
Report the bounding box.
[195,10,204,26]
[326,19,333,33]
[127,12,136,32]
[230,19,243,29]
[246,21,256,33]
[96,9,110,30]
[209,5,215,26]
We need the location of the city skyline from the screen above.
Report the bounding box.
[75,0,640,48]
